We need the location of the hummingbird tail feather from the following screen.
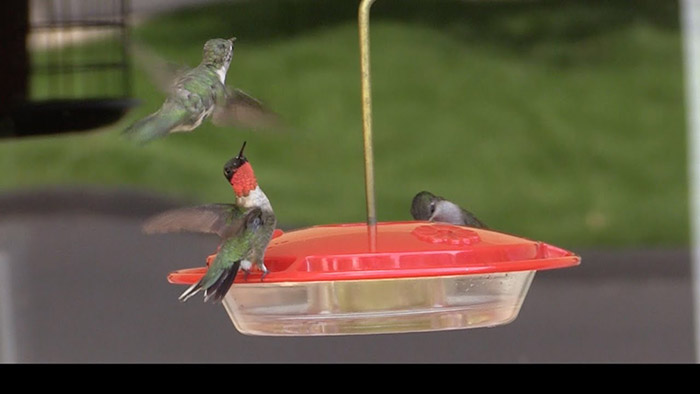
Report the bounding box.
[122,106,186,144]
[203,260,241,303]
[178,281,203,303]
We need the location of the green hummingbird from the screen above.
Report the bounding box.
[179,207,274,303]
[123,37,277,144]
[142,141,277,302]
[410,190,488,229]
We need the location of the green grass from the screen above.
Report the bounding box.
[0,0,689,248]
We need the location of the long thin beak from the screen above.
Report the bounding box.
[237,141,247,158]
[428,203,440,222]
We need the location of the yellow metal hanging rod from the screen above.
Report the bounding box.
[359,0,377,227]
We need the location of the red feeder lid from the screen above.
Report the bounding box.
[168,221,580,284]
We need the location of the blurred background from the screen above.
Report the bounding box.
[0,0,694,362]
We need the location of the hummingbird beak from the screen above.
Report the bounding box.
[428,202,441,222]
[237,141,247,158]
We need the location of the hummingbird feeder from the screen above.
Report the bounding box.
[168,0,580,336]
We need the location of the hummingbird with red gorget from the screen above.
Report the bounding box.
[143,141,277,302]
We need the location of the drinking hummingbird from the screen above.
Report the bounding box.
[143,141,277,302]
[123,37,278,144]
[410,190,488,229]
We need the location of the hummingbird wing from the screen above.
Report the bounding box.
[211,88,281,130]
[123,43,199,144]
[131,42,191,93]
[461,208,488,229]
[142,203,247,239]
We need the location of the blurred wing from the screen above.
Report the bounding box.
[131,42,191,92]
[211,88,281,130]
[143,203,246,238]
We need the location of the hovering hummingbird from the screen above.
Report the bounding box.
[410,190,488,229]
[123,37,278,144]
[143,141,277,302]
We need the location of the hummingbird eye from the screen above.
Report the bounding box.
[429,201,436,215]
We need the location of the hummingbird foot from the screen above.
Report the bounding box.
[242,269,251,282]
[260,264,269,282]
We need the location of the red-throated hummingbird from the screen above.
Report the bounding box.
[143,141,277,302]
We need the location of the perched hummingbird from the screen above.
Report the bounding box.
[123,37,278,144]
[142,141,277,302]
[410,190,488,229]
[178,207,273,303]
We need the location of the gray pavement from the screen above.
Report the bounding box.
[0,187,695,363]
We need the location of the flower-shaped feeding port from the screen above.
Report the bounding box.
[411,224,482,245]
[169,221,580,336]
